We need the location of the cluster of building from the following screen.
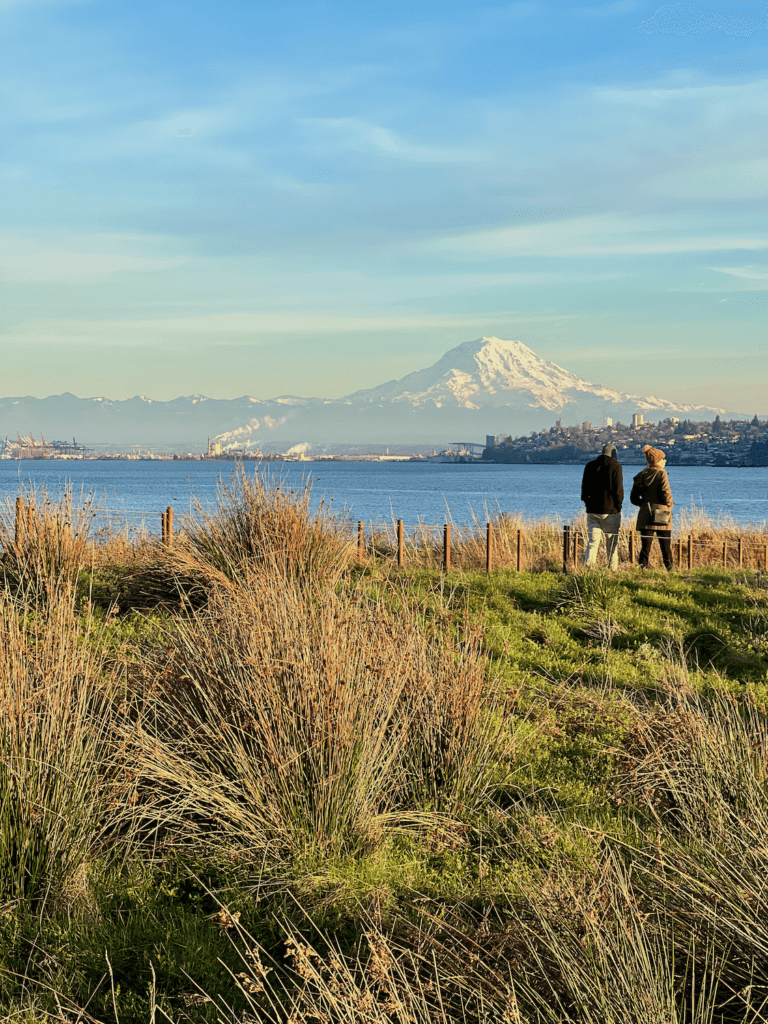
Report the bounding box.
[484,415,768,466]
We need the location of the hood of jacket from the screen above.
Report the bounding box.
[633,465,665,485]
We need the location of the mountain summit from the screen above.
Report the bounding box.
[343,337,710,416]
[0,337,729,450]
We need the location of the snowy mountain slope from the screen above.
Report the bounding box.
[344,337,714,415]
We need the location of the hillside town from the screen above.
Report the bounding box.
[484,414,768,466]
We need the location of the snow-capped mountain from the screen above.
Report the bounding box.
[345,337,706,415]
[0,337,732,451]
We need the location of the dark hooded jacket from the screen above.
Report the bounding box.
[581,454,624,514]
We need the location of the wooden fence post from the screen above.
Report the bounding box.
[723,540,728,569]
[486,522,493,573]
[397,519,404,568]
[563,525,570,573]
[161,511,167,547]
[166,506,174,548]
[677,538,682,569]
[688,535,693,569]
[516,528,522,572]
[573,531,580,566]
[358,521,364,560]
[629,530,635,564]
[738,536,743,570]
[15,496,24,548]
[443,524,451,571]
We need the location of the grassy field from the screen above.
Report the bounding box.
[1,471,768,1023]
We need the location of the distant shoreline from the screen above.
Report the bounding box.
[0,455,766,468]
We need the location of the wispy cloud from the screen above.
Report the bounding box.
[0,309,585,349]
[0,233,187,282]
[707,263,768,280]
[429,215,768,259]
[0,252,186,282]
[299,117,487,163]
[639,1,768,37]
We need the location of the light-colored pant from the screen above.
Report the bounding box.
[585,512,621,570]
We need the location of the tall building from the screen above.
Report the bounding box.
[603,417,613,427]
[632,413,644,429]
[582,421,592,430]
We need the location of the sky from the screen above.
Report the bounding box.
[1,0,767,410]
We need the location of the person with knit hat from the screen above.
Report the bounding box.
[630,445,674,570]
[580,443,624,570]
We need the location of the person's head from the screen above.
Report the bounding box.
[602,444,617,458]
[643,444,666,467]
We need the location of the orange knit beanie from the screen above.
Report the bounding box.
[642,445,665,465]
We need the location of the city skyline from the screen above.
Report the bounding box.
[2,0,767,409]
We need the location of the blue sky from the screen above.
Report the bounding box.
[2,0,767,409]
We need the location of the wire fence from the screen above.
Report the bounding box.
[4,498,768,574]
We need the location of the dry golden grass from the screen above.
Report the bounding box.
[0,581,131,909]
[124,565,506,859]
[179,466,353,584]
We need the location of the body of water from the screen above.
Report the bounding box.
[1,460,766,530]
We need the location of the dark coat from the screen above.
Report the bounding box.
[630,466,674,533]
[581,454,624,514]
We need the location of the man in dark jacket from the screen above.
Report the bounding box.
[580,443,624,569]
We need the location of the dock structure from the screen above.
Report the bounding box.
[4,433,92,459]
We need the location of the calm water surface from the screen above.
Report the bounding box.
[1,461,766,531]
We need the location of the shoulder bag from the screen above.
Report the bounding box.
[648,503,671,526]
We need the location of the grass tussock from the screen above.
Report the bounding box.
[0,582,130,911]
[180,466,353,583]
[127,569,503,861]
[0,474,767,1020]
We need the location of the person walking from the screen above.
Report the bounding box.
[630,445,674,570]
[581,443,624,570]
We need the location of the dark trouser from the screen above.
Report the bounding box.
[639,530,673,570]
